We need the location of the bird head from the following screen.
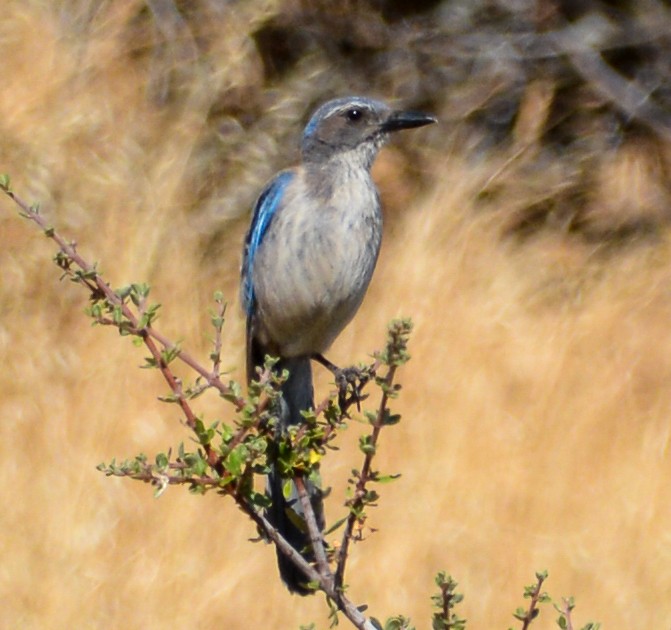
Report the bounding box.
[301,96,436,167]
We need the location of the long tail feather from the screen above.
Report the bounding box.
[248,324,324,595]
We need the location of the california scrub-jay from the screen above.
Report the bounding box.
[241,96,435,594]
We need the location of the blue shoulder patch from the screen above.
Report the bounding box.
[241,170,294,314]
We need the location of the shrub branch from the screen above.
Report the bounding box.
[0,177,408,630]
[1,177,598,630]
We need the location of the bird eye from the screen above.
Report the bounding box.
[346,108,363,122]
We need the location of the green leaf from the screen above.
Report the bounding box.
[191,453,208,476]
[381,410,401,425]
[141,356,158,369]
[194,416,215,445]
[138,303,161,328]
[513,607,527,620]
[112,304,123,324]
[0,173,10,190]
[364,410,378,424]
[224,444,248,478]
[132,283,150,298]
[384,616,414,630]
[375,473,401,484]
[323,515,349,536]
[359,435,376,455]
[116,285,133,300]
[160,344,181,365]
[248,491,271,508]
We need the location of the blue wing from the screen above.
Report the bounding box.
[242,170,294,314]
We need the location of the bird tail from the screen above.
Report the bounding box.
[248,332,325,595]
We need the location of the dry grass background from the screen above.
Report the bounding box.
[2,1,671,628]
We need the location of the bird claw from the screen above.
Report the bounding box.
[312,354,371,413]
[334,366,369,413]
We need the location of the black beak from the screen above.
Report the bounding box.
[381,109,437,133]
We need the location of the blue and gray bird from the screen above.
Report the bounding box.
[241,96,435,594]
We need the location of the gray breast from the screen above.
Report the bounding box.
[252,164,382,357]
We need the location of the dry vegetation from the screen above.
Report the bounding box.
[2,0,671,628]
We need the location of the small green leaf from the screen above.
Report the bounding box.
[132,283,150,298]
[116,285,133,300]
[364,410,377,424]
[248,491,271,508]
[359,435,376,455]
[381,410,401,425]
[190,453,208,476]
[194,416,215,444]
[160,344,181,365]
[323,515,349,535]
[374,473,401,484]
[112,305,123,324]
[224,444,248,478]
[384,616,414,630]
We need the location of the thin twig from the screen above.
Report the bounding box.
[0,187,245,469]
[520,572,547,630]
[335,359,399,589]
[556,598,575,630]
[3,187,248,410]
[294,476,333,587]
[240,496,376,630]
[210,296,226,377]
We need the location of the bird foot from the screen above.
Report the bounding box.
[313,354,369,412]
[334,366,370,412]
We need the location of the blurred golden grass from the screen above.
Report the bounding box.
[2,2,671,628]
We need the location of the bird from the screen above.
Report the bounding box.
[240,96,436,594]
